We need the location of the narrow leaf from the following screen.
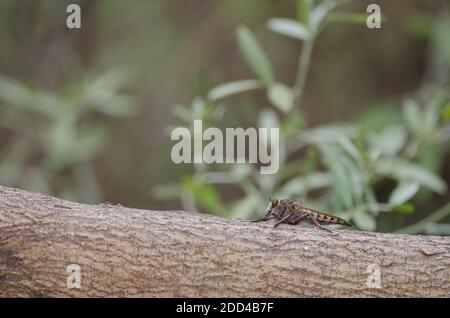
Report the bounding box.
[267,18,310,40]
[327,12,370,25]
[236,26,273,84]
[391,203,415,214]
[320,145,354,209]
[389,182,420,205]
[402,99,421,132]
[297,0,312,25]
[267,83,294,113]
[442,102,450,122]
[208,80,262,100]
[368,125,407,155]
[376,161,447,194]
[353,208,376,231]
[309,1,336,31]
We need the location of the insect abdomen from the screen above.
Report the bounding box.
[317,214,336,223]
[317,214,351,226]
[335,217,352,227]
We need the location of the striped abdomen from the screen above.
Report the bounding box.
[307,210,351,226]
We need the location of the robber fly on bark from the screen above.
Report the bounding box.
[252,198,352,233]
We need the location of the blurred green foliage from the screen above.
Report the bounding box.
[0,70,136,202]
[155,0,450,234]
[0,0,448,235]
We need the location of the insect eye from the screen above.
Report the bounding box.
[271,199,279,208]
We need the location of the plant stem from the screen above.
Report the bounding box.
[394,202,450,234]
[292,38,315,111]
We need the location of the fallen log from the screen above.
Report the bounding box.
[0,185,449,297]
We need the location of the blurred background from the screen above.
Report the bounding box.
[0,0,449,234]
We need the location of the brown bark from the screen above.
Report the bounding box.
[0,185,449,297]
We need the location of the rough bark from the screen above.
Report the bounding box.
[0,185,449,297]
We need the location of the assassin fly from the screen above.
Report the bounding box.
[252,198,352,233]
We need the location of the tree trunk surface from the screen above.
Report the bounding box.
[0,185,449,297]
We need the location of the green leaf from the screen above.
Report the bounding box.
[416,144,444,178]
[389,182,419,205]
[442,102,450,122]
[267,83,294,113]
[258,108,280,129]
[353,208,376,231]
[320,145,354,209]
[0,75,58,116]
[402,99,421,132]
[208,79,262,100]
[368,125,407,156]
[423,103,440,138]
[309,1,336,31]
[337,136,362,162]
[327,12,370,24]
[357,101,400,132]
[300,125,361,161]
[376,161,447,194]
[236,26,273,84]
[267,18,310,41]
[391,203,415,214]
[297,0,312,25]
[281,112,305,137]
[405,164,447,194]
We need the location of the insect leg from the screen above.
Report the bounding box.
[251,213,274,222]
[273,215,291,228]
[309,214,334,233]
[289,212,309,225]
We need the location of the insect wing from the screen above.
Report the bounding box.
[297,206,350,225]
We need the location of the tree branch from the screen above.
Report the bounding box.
[0,185,449,297]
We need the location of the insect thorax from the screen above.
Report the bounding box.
[272,202,294,218]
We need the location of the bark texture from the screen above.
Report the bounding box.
[0,185,449,297]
